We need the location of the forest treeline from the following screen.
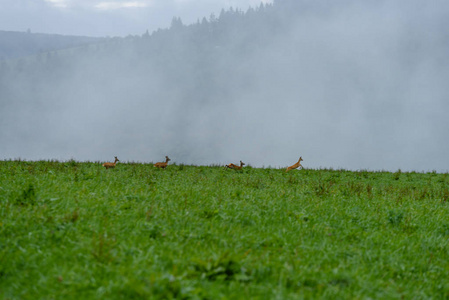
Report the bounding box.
[0,0,290,82]
[0,0,304,126]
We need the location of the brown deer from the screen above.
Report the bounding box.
[226,160,245,170]
[286,157,303,172]
[154,156,171,169]
[102,156,119,169]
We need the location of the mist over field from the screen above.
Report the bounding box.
[1,0,449,172]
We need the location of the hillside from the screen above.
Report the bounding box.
[0,30,104,60]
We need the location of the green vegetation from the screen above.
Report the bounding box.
[1,160,449,299]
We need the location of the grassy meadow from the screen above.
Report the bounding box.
[1,159,449,299]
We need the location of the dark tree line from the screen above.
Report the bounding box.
[0,1,298,108]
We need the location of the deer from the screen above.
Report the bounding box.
[154,156,171,169]
[226,160,245,170]
[102,156,119,169]
[286,156,303,172]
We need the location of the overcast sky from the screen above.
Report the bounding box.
[0,0,273,37]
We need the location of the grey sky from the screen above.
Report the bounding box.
[0,0,273,36]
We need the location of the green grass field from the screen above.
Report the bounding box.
[1,160,449,299]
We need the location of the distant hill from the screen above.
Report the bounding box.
[0,30,104,60]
